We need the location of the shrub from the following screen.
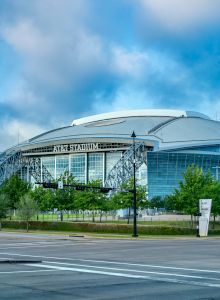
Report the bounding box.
[1,220,204,235]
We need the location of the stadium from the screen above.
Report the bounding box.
[1,109,220,199]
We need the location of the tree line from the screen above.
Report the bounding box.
[0,173,148,230]
[150,165,220,228]
[1,165,220,230]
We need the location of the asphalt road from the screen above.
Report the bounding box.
[0,232,220,299]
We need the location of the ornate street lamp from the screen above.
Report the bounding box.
[131,131,138,237]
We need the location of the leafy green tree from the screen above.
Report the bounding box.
[53,188,75,221]
[75,180,110,222]
[75,190,90,221]
[172,165,213,225]
[17,193,38,232]
[201,181,220,229]
[85,180,104,222]
[0,194,10,230]
[149,196,164,209]
[164,194,177,211]
[96,193,108,222]
[112,178,148,224]
[100,195,115,222]
[30,186,54,219]
[38,172,79,221]
[0,174,31,211]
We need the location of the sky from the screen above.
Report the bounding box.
[1,0,220,150]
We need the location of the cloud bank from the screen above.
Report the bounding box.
[0,0,220,150]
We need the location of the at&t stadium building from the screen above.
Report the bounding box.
[1,109,220,199]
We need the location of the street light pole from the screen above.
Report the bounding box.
[131,131,138,237]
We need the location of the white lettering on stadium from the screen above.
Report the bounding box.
[53,143,99,153]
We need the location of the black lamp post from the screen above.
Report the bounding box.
[131,131,138,237]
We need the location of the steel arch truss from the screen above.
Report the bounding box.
[0,151,54,185]
[0,151,23,185]
[104,142,147,189]
[27,157,54,183]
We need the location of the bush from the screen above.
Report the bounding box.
[1,220,204,235]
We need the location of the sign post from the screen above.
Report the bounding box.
[199,199,212,237]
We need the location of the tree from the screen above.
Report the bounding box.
[149,196,164,209]
[31,186,46,211]
[75,180,111,222]
[164,194,177,211]
[172,165,213,225]
[112,178,148,224]
[0,194,10,230]
[53,173,79,221]
[30,186,55,220]
[17,194,38,232]
[0,174,31,211]
[99,195,114,222]
[202,181,220,229]
[84,180,104,222]
[75,190,91,221]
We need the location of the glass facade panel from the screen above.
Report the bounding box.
[88,153,103,182]
[106,152,122,176]
[56,155,69,179]
[148,152,220,199]
[41,156,55,179]
[197,145,220,152]
[70,154,86,183]
[170,145,220,153]
[137,163,147,187]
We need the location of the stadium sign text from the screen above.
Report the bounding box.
[53,143,100,153]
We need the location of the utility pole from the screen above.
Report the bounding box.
[131,131,138,237]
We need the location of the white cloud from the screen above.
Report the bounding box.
[91,47,193,114]
[0,0,109,127]
[193,98,220,121]
[1,0,220,153]
[92,84,157,115]
[111,46,148,78]
[0,118,46,151]
[2,20,49,56]
[1,18,106,89]
[2,80,43,107]
[111,46,189,85]
[137,0,220,33]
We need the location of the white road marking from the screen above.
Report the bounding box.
[0,242,92,250]
[0,239,91,246]
[0,242,59,246]
[2,253,220,275]
[0,269,57,274]
[42,260,220,281]
[0,252,219,288]
[28,263,147,279]
[27,263,220,288]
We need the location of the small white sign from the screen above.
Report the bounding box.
[200,199,212,218]
[58,181,63,189]
[199,199,212,237]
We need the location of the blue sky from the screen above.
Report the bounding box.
[1,0,220,150]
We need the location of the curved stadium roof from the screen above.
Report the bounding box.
[9,109,220,153]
